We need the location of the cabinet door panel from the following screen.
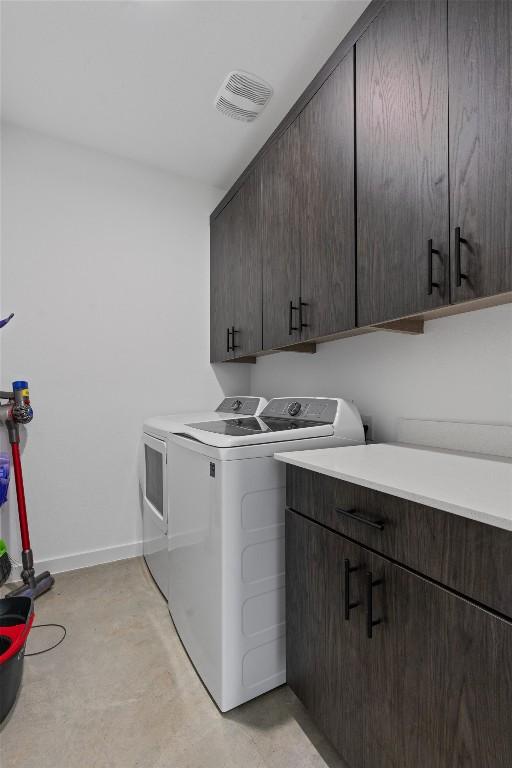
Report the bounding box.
[299,53,355,339]
[286,510,364,767]
[449,0,512,302]
[363,550,512,768]
[356,0,449,325]
[261,126,301,349]
[324,525,365,767]
[210,201,236,362]
[233,172,262,358]
[286,509,329,723]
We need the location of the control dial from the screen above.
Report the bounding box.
[231,399,242,412]
[287,401,302,417]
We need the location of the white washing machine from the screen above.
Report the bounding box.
[168,397,365,711]
[140,396,267,597]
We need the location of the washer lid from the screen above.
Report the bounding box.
[144,410,227,438]
[143,397,267,438]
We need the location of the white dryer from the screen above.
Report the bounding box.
[140,396,267,597]
[167,397,365,711]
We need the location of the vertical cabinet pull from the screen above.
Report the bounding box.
[344,558,360,620]
[226,327,232,353]
[299,297,309,330]
[231,326,239,350]
[366,571,383,639]
[288,301,299,335]
[427,239,440,295]
[454,227,468,287]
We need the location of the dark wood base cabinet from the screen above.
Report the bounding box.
[286,478,512,768]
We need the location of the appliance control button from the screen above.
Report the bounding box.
[232,400,242,411]
[287,401,302,417]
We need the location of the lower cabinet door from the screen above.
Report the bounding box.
[286,509,365,768]
[363,549,512,768]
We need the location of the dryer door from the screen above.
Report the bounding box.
[142,433,167,533]
[142,432,168,597]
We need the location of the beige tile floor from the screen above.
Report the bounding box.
[0,558,348,768]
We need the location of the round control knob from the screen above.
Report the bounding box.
[231,399,242,412]
[287,401,302,417]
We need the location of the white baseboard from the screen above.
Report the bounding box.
[9,540,144,577]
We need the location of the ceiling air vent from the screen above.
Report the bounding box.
[215,71,273,123]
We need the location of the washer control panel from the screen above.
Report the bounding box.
[216,397,263,416]
[261,398,339,423]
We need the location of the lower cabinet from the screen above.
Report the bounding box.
[286,509,365,768]
[286,508,512,768]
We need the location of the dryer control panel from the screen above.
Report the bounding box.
[260,398,339,423]
[216,397,265,416]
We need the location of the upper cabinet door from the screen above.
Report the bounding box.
[232,172,262,359]
[299,54,356,340]
[356,0,449,326]
[449,0,512,303]
[261,124,301,350]
[210,200,237,363]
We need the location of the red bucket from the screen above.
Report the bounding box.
[0,597,34,723]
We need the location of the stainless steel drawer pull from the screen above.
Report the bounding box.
[335,507,385,531]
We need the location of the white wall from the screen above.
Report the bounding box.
[250,304,512,441]
[0,123,249,572]
[1,123,510,577]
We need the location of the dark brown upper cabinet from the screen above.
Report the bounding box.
[210,197,237,363]
[297,53,356,341]
[210,173,262,362]
[232,172,262,359]
[261,124,302,350]
[356,0,450,326]
[262,55,356,348]
[211,0,512,362]
[449,0,512,303]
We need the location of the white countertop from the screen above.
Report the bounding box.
[275,443,512,532]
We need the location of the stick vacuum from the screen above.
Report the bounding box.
[0,381,54,599]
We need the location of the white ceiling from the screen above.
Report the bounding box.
[1,1,369,190]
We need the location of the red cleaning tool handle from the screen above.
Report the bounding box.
[11,442,31,551]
